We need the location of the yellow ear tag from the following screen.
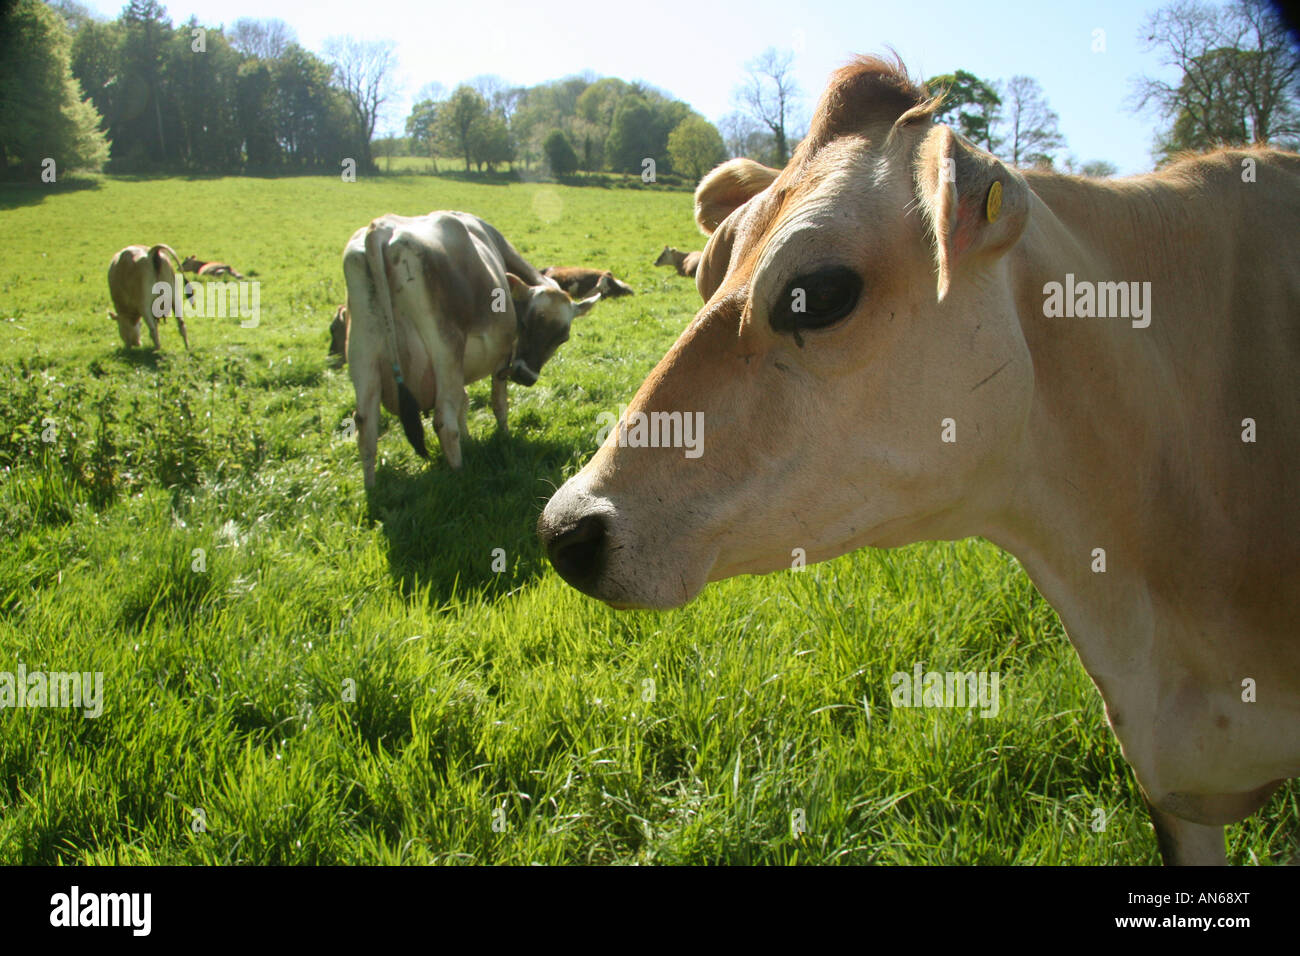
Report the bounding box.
[986,180,1003,223]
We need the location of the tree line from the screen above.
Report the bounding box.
[1,0,375,174]
[0,0,729,180]
[2,0,1294,180]
[403,75,726,180]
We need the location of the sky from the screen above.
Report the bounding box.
[80,0,1187,174]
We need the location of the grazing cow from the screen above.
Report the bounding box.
[343,210,600,486]
[328,305,348,365]
[107,244,190,350]
[540,55,1300,864]
[654,246,702,278]
[181,255,246,279]
[541,266,634,299]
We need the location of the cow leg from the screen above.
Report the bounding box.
[1145,801,1227,866]
[457,387,469,440]
[142,312,162,350]
[432,360,466,470]
[352,366,381,489]
[174,311,191,350]
[491,377,509,433]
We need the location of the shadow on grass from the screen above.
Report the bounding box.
[367,425,573,603]
[109,347,163,370]
[0,176,101,210]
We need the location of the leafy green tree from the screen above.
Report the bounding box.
[929,69,1002,153]
[0,0,109,173]
[668,116,726,180]
[439,86,489,172]
[119,0,173,166]
[471,113,513,171]
[236,58,277,169]
[275,44,352,169]
[605,96,659,173]
[406,98,442,157]
[166,18,241,170]
[543,129,578,176]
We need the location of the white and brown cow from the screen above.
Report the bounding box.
[342,211,599,486]
[107,244,190,350]
[540,56,1300,864]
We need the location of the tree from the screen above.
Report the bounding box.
[471,112,512,171]
[228,18,296,60]
[120,0,172,165]
[405,98,441,161]
[734,47,802,166]
[929,69,1003,153]
[324,36,397,172]
[1000,75,1065,166]
[718,110,774,161]
[275,44,353,169]
[604,95,658,173]
[668,116,726,180]
[1081,159,1119,177]
[1132,0,1300,159]
[0,0,109,173]
[167,17,241,170]
[438,85,488,172]
[543,129,578,176]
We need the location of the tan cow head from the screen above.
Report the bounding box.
[540,55,1035,608]
[654,246,678,267]
[503,274,599,386]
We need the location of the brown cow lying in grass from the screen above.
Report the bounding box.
[107,243,190,350]
[654,246,702,278]
[182,255,247,279]
[541,266,634,299]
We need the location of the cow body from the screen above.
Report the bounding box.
[541,56,1300,864]
[541,266,634,298]
[107,244,190,350]
[654,246,702,278]
[343,211,597,486]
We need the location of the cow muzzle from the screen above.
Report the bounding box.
[508,359,538,387]
[538,479,713,610]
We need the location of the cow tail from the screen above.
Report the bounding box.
[149,244,183,319]
[364,225,428,460]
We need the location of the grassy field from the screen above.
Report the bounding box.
[0,172,1294,865]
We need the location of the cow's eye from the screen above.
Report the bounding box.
[772,266,862,336]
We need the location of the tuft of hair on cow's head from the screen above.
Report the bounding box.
[503,273,599,386]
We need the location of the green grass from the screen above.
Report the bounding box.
[0,173,1294,865]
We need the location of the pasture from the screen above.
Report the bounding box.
[0,173,1294,864]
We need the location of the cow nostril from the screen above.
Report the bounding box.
[545,513,607,590]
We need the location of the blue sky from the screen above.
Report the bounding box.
[81,0,1183,174]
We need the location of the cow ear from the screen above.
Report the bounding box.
[915,124,1029,302]
[573,293,600,318]
[694,158,780,235]
[506,272,531,302]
